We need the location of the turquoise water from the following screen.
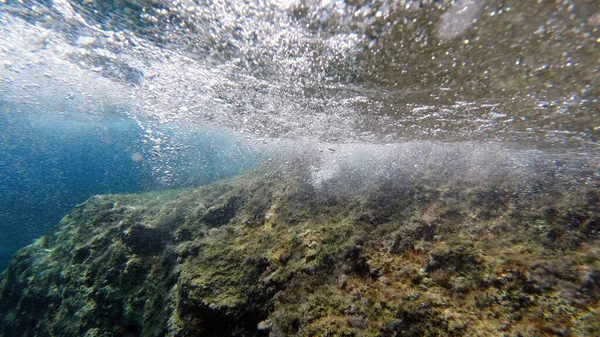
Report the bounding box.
[0,112,146,268]
[0,110,261,269]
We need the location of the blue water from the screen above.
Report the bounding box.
[0,106,261,269]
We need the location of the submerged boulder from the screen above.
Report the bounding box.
[0,170,599,337]
[123,224,172,255]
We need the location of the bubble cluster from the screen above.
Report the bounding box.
[1,0,598,181]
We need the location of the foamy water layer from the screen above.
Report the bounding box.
[1,0,598,157]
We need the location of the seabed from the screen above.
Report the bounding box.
[1,163,599,337]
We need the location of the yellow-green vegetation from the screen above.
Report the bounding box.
[0,168,599,337]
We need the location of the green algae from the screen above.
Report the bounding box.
[0,168,599,337]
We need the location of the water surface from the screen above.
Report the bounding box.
[0,0,598,267]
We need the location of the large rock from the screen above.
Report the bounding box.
[1,171,599,337]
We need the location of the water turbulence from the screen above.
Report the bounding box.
[0,0,599,336]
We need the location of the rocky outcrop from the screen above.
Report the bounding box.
[0,170,599,337]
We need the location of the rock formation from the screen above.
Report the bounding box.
[1,167,599,336]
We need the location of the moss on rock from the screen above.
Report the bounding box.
[0,169,599,337]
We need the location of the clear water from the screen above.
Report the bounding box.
[0,0,598,270]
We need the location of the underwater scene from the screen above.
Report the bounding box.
[0,0,599,336]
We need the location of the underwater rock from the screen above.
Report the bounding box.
[202,195,244,228]
[0,171,599,337]
[123,224,171,255]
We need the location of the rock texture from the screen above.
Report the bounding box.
[1,168,599,337]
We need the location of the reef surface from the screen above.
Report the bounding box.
[1,165,599,337]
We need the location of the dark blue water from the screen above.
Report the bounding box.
[0,105,261,269]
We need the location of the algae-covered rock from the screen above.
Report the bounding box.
[0,169,599,337]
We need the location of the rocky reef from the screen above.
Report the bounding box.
[1,164,599,337]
